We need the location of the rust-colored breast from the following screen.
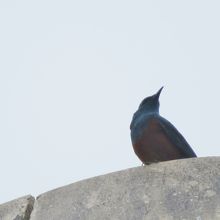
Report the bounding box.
[133,117,185,164]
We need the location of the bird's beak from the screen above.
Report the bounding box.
[155,87,163,100]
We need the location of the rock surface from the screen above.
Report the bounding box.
[0,195,34,220]
[29,157,220,220]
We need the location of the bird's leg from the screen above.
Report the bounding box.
[142,160,160,165]
[142,162,152,166]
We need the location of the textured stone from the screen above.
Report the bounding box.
[0,195,34,220]
[30,157,220,220]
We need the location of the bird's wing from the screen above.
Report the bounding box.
[156,115,197,157]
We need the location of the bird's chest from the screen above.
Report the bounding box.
[131,116,158,144]
[131,117,183,163]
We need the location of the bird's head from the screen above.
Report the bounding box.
[138,87,163,113]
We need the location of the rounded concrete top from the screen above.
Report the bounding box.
[29,157,220,220]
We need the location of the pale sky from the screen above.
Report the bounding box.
[0,0,220,204]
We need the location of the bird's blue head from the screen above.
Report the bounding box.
[138,87,163,114]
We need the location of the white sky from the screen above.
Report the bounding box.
[0,0,220,204]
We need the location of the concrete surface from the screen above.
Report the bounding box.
[29,157,220,220]
[0,195,34,220]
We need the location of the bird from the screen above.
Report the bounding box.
[130,87,197,165]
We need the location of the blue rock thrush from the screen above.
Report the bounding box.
[130,87,197,164]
